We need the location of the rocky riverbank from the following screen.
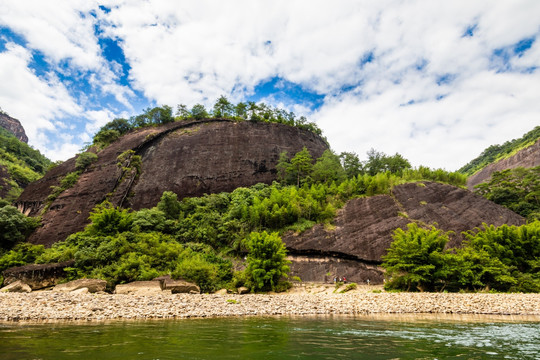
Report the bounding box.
[1,286,539,322]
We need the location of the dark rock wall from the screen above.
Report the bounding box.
[17,120,328,246]
[0,112,28,143]
[283,181,524,283]
[467,138,540,189]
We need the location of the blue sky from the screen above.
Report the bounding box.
[1,1,539,170]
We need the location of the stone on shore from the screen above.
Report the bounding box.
[71,287,89,294]
[0,280,32,293]
[214,289,228,295]
[53,279,107,293]
[2,261,75,290]
[115,281,163,295]
[163,279,200,294]
[237,286,249,294]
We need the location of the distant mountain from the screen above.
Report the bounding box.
[0,110,28,143]
[0,119,51,201]
[460,126,540,188]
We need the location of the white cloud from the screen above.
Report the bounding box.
[2,0,540,169]
[0,43,82,160]
[0,0,102,70]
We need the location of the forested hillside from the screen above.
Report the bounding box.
[459,126,540,176]
[0,126,52,201]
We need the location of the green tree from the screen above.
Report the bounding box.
[0,205,40,249]
[93,129,121,147]
[311,150,345,183]
[175,104,191,119]
[86,202,134,236]
[244,231,290,292]
[275,151,290,183]
[382,223,451,292]
[75,152,98,171]
[340,151,363,178]
[213,95,234,118]
[99,118,132,135]
[234,102,248,119]
[289,147,313,187]
[157,191,181,219]
[191,104,209,120]
[386,153,412,175]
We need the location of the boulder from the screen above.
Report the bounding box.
[115,281,163,295]
[237,286,249,294]
[71,287,89,295]
[53,279,107,293]
[0,280,32,293]
[214,289,228,295]
[162,279,200,294]
[2,260,75,290]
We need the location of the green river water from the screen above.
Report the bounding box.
[1,315,539,359]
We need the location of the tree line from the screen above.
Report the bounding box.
[383,221,540,292]
[459,126,540,176]
[91,96,323,149]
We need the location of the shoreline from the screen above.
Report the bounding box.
[1,287,539,323]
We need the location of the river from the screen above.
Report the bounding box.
[1,315,539,359]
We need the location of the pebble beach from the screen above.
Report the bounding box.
[1,285,539,322]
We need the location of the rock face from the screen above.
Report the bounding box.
[0,112,28,143]
[17,120,328,246]
[467,138,540,189]
[284,181,525,283]
[53,279,107,293]
[1,261,75,290]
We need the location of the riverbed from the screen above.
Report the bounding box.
[1,287,539,322]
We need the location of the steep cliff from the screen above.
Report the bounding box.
[467,138,540,189]
[284,181,525,283]
[0,112,28,143]
[17,119,329,246]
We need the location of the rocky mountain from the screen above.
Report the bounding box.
[17,119,328,246]
[0,111,28,143]
[0,118,50,201]
[467,137,540,189]
[284,181,524,284]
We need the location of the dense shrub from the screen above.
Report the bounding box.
[243,231,290,292]
[0,205,40,249]
[382,221,540,292]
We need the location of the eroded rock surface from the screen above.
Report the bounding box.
[467,138,540,189]
[17,120,328,246]
[284,182,525,283]
[2,261,75,290]
[0,112,28,143]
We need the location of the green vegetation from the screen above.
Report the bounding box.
[459,126,540,176]
[243,231,290,292]
[0,204,40,249]
[474,166,540,221]
[0,117,470,293]
[0,127,51,201]
[382,222,540,292]
[91,97,324,149]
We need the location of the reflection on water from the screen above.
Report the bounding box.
[1,315,539,359]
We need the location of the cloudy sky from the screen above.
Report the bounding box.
[1,1,539,170]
